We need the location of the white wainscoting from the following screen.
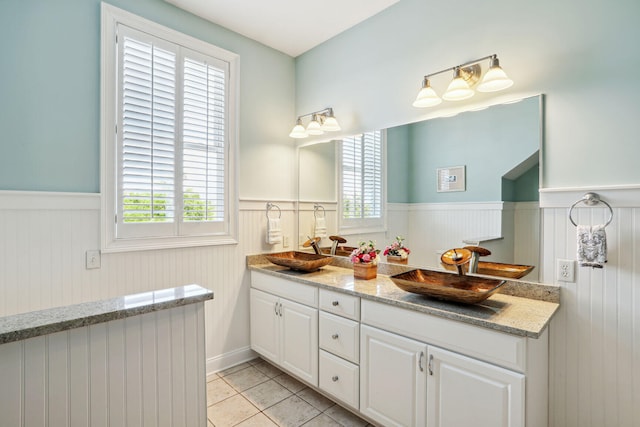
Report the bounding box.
[0,192,297,375]
[541,187,640,427]
[0,303,206,427]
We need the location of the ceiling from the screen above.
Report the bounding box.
[165,0,400,57]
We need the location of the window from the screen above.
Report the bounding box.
[339,130,386,233]
[101,4,238,251]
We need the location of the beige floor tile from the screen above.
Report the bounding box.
[218,362,252,377]
[242,379,293,411]
[208,420,214,427]
[263,395,320,427]
[252,359,284,378]
[223,366,270,392]
[302,413,343,427]
[324,404,368,427]
[207,394,259,427]
[207,372,220,382]
[235,412,279,427]
[273,373,307,393]
[207,377,238,406]
[297,388,335,412]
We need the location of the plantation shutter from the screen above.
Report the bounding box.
[340,131,384,228]
[342,135,362,219]
[115,25,231,240]
[119,28,176,229]
[182,53,227,224]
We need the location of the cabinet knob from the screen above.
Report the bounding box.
[332,376,339,382]
[332,300,339,306]
[331,333,339,340]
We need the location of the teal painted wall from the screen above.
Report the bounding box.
[386,125,410,203]
[295,0,640,189]
[386,96,539,203]
[0,0,295,197]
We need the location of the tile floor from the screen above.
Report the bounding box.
[207,358,374,427]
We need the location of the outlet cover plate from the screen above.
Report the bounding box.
[557,259,575,282]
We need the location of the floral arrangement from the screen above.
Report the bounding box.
[383,236,411,259]
[350,241,380,264]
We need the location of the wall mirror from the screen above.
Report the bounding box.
[297,95,543,282]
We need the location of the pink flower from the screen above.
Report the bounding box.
[362,253,371,262]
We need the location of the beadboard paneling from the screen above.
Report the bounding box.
[544,200,639,427]
[0,303,206,427]
[0,192,297,374]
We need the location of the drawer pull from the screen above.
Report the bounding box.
[332,300,339,306]
[428,354,434,376]
[331,333,339,340]
[332,375,339,382]
[419,351,425,372]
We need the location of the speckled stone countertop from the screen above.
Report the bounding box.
[248,255,559,339]
[0,285,213,345]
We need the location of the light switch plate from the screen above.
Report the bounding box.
[86,250,101,269]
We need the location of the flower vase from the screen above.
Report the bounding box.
[386,255,408,265]
[353,262,377,280]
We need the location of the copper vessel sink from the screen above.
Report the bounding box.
[442,261,534,279]
[390,269,506,304]
[264,251,333,272]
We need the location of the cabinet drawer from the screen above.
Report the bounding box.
[319,312,359,363]
[319,350,359,409]
[319,289,360,320]
[251,271,318,307]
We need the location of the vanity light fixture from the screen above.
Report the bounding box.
[413,54,513,108]
[288,107,341,139]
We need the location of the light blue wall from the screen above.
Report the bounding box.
[296,0,640,189]
[386,125,410,203]
[0,0,295,197]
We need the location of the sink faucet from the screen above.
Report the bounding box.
[306,236,322,255]
[464,246,492,274]
[329,235,347,255]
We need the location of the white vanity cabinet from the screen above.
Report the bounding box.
[250,272,319,386]
[360,324,427,427]
[318,290,361,409]
[427,346,524,427]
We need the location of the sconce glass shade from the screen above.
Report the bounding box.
[413,78,442,108]
[321,115,341,131]
[477,57,513,92]
[306,115,324,135]
[443,68,474,101]
[289,119,308,138]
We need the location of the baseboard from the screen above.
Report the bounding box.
[206,346,259,374]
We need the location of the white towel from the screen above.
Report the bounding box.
[314,217,327,238]
[266,218,282,245]
[577,224,607,268]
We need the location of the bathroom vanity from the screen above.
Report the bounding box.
[248,256,558,427]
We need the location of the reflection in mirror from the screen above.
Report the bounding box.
[298,95,542,282]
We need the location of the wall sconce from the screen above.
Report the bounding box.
[413,54,513,108]
[289,108,341,139]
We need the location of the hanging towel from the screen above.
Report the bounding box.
[577,224,607,268]
[266,218,283,245]
[314,217,327,238]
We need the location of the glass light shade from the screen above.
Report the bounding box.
[288,120,308,138]
[477,64,514,92]
[306,116,324,135]
[321,115,341,131]
[412,79,442,108]
[442,69,474,101]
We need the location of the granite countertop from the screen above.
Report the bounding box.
[248,255,559,339]
[0,284,214,345]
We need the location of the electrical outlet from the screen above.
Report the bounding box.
[86,250,101,269]
[557,259,575,282]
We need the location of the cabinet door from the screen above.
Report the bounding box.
[427,346,525,427]
[360,325,427,427]
[250,289,280,363]
[280,298,318,386]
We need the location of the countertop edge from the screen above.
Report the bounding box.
[248,264,559,339]
[0,285,214,345]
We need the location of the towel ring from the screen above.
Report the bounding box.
[313,203,325,219]
[266,202,281,219]
[568,192,613,227]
